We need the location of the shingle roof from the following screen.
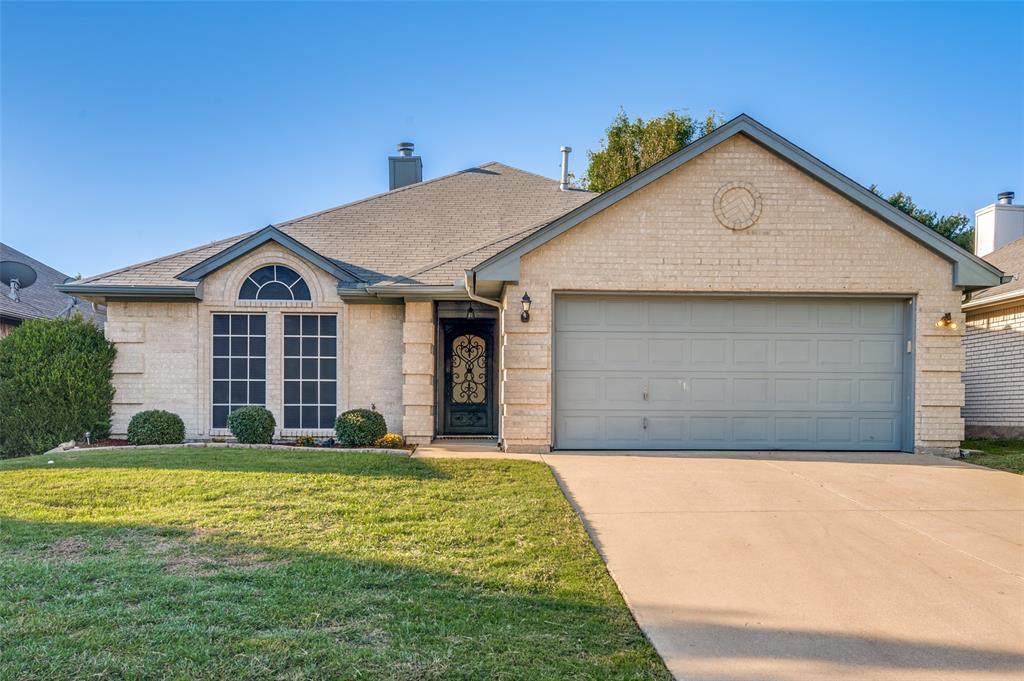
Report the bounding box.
[77,163,594,289]
[968,237,1024,306]
[0,243,106,325]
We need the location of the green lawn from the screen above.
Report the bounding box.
[0,448,669,680]
[961,439,1024,474]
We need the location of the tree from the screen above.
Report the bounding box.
[0,316,116,458]
[583,108,723,192]
[870,186,974,251]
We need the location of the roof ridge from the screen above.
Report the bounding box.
[485,161,595,192]
[77,230,255,285]
[275,161,530,229]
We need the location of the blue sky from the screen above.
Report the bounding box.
[2,1,1022,278]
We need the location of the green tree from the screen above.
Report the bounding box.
[870,186,974,250]
[0,316,116,457]
[584,108,723,192]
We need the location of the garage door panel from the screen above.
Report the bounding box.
[554,296,908,451]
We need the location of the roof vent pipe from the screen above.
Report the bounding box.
[559,146,572,191]
[998,191,1014,205]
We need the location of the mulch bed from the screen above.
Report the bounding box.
[75,438,131,448]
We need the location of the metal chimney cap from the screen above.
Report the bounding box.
[396,142,415,157]
[560,145,572,153]
[997,191,1014,205]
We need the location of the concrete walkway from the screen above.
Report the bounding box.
[418,443,1024,680]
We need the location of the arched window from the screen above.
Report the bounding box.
[239,265,311,301]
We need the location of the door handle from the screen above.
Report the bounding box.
[643,387,648,401]
[642,416,648,430]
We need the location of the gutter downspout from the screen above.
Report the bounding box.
[463,270,504,448]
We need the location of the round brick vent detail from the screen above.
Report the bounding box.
[713,182,762,230]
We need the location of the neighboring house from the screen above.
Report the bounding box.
[962,192,1024,438]
[60,115,1006,455]
[0,243,107,337]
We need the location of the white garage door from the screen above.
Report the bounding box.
[554,296,910,450]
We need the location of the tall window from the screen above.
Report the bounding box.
[212,314,266,428]
[283,314,337,429]
[239,265,311,301]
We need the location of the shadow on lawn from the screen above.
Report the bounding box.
[5,516,1024,680]
[5,448,451,479]
[0,516,665,680]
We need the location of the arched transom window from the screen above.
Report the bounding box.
[239,265,311,301]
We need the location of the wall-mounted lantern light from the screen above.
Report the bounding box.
[520,292,532,323]
[934,312,959,330]
[466,303,475,320]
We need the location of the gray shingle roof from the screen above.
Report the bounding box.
[969,237,1024,305]
[77,163,594,289]
[0,243,107,325]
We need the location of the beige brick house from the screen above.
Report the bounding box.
[962,194,1024,438]
[62,115,1006,455]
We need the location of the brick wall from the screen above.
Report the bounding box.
[502,135,965,454]
[105,243,404,439]
[402,301,435,444]
[963,302,1024,437]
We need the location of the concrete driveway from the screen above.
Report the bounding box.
[546,451,1024,681]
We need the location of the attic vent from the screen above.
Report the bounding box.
[389,142,423,190]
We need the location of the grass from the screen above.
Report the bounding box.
[961,439,1024,474]
[0,448,669,680]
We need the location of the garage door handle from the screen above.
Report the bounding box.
[643,388,648,401]
[642,416,648,430]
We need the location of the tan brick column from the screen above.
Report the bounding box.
[402,301,435,444]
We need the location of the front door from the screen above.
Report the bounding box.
[440,319,496,435]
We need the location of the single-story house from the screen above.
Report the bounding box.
[962,193,1023,438]
[1,242,107,337]
[61,115,1007,455]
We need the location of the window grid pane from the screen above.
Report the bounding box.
[212,314,267,429]
[283,314,337,429]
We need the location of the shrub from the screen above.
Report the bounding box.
[0,316,116,458]
[127,410,185,446]
[374,433,405,449]
[294,435,316,448]
[228,406,276,444]
[335,408,387,447]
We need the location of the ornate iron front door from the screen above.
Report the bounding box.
[441,320,495,435]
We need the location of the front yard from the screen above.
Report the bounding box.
[0,449,669,680]
[961,439,1024,474]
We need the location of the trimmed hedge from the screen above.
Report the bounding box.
[127,410,185,446]
[228,406,276,444]
[0,316,116,458]
[335,409,387,447]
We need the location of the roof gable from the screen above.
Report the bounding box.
[176,226,363,284]
[473,114,1006,291]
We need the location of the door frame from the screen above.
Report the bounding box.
[551,291,917,452]
[434,302,499,437]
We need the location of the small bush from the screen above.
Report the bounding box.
[228,406,276,444]
[0,316,116,458]
[127,410,185,446]
[335,409,387,447]
[374,433,405,449]
[294,435,316,447]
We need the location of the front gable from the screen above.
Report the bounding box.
[473,114,1006,292]
[177,225,363,285]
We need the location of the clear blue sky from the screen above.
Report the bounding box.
[2,1,1022,278]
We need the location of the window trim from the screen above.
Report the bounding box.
[211,313,268,429]
[282,313,338,430]
[239,265,311,302]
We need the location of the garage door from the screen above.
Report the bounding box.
[554,296,909,450]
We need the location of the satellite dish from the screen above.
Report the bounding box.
[0,261,38,289]
[1,261,38,301]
